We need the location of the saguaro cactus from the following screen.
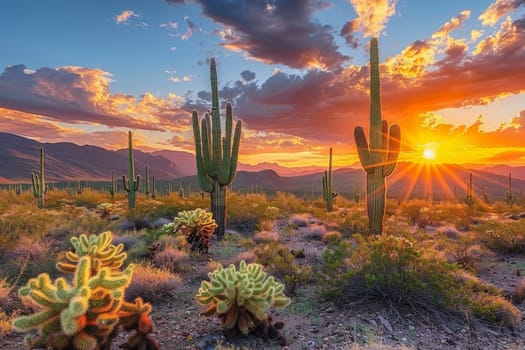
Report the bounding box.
[322,147,337,211]
[109,171,117,200]
[192,58,242,239]
[144,165,150,198]
[464,173,475,208]
[31,147,48,209]
[15,178,22,196]
[151,175,157,199]
[354,38,401,235]
[122,131,142,220]
[507,172,516,206]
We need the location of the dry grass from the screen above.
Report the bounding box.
[126,263,182,301]
[152,246,190,273]
[253,230,280,243]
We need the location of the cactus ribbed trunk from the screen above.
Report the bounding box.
[211,185,226,238]
[31,147,46,209]
[123,131,141,220]
[353,38,401,235]
[367,172,386,235]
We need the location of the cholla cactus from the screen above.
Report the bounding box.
[13,231,159,350]
[195,261,290,336]
[175,208,217,254]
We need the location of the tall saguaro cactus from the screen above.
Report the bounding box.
[507,172,516,206]
[464,173,475,208]
[192,58,242,239]
[354,38,401,235]
[122,131,142,220]
[109,171,117,200]
[31,147,48,209]
[322,147,337,211]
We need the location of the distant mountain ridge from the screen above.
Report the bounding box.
[1,132,525,201]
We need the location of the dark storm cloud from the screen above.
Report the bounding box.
[166,0,348,69]
[340,19,360,48]
[241,70,256,82]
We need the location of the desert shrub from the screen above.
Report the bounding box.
[290,214,309,227]
[0,207,50,256]
[322,235,520,328]
[303,224,326,241]
[475,220,525,253]
[322,230,342,243]
[230,250,258,265]
[73,188,106,208]
[227,192,272,233]
[152,246,190,273]
[126,263,182,301]
[335,210,368,236]
[255,242,312,295]
[126,238,150,260]
[253,230,280,244]
[111,234,137,250]
[271,191,306,214]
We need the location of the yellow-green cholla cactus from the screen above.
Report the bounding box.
[12,231,159,350]
[195,261,290,335]
[175,208,217,254]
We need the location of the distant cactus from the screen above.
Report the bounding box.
[354,38,401,235]
[464,173,475,208]
[175,208,217,254]
[354,182,361,203]
[192,58,242,239]
[31,147,48,209]
[12,231,159,350]
[507,173,516,206]
[151,175,157,199]
[122,131,142,220]
[322,147,337,211]
[76,180,83,195]
[144,165,150,198]
[195,261,290,336]
[15,178,22,195]
[109,171,117,200]
[178,180,184,198]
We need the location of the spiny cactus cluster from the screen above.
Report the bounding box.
[195,261,290,339]
[175,208,217,254]
[354,38,401,235]
[12,231,159,350]
[192,58,242,239]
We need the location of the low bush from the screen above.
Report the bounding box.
[126,263,182,301]
[475,220,525,254]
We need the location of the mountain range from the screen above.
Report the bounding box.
[1,132,524,201]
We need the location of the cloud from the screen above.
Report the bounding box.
[240,70,255,82]
[114,10,139,24]
[348,0,397,37]
[179,0,348,70]
[432,10,471,39]
[340,19,360,48]
[0,64,187,132]
[481,150,525,162]
[479,0,525,26]
[180,16,197,40]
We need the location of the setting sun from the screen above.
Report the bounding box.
[422,148,436,160]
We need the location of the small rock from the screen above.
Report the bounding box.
[409,325,416,331]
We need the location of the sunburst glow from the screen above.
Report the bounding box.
[422,148,436,160]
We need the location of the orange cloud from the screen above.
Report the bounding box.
[348,0,397,37]
[114,10,138,24]
[479,0,525,26]
[432,10,471,39]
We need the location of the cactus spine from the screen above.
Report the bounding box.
[31,147,48,209]
[464,173,475,208]
[109,172,117,200]
[507,172,516,206]
[192,58,242,239]
[122,131,142,220]
[144,165,150,198]
[354,38,401,235]
[322,147,337,211]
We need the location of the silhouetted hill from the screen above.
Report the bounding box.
[482,164,525,181]
[0,132,180,182]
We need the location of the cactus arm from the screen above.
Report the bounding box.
[210,58,223,170]
[31,172,40,197]
[133,175,141,192]
[382,124,401,177]
[122,176,130,192]
[201,116,216,178]
[226,118,242,185]
[354,127,372,170]
[193,112,214,193]
[219,104,233,184]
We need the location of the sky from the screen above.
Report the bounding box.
[1,0,525,169]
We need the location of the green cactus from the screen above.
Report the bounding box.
[178,180,184,198]
[16,178,22,196]
[31,147,48,209]
[109,172,117,200]
[464,173,475,208]
[322,148,337,211]
[122,131,142,220]
[354,38,401,235]
[144,165,150,198]
[354,182,361,203]
[151,175,157,199]
[192,58,242,239]
[77,180,84,195]
[507,172,516,206]
[195,261,290,335]
[12,231,159,350]
[175,208,217,254]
